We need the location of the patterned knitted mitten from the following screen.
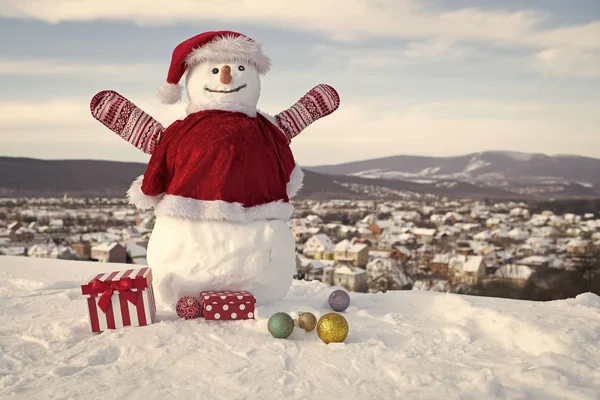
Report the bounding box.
[90,90,165,155]
[275,84,340,143]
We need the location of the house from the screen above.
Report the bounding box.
[331,265,368,292]
[18,227,35,242]
[449,255,485,285]
[495,264,534,288]
[124,239,148,264]
[91,242,127,263]
[7,221,22,232]
[72,242,92,260]
[508,228,529,241]
[366,258,411,293]
[395,246,412,262]
[336,225,358,240]
[526,237,552,253]
[48,219,65,231]
[567,239,589,254]
[473,230,492,242]
[291,226,318,243]
[456,241,473,256]
[296,257,335,282]
[0,228,10,240]
[304,215,323,227]
[485,217,501,228]
[49,245,77,260]
[516,244,535,258]
[333,239,369,267]
[491,228,510,240]
[444,212,463,224]
[430,253,453,275]
[358,227,376,240]
[376,236,399,250]
[368,248,407,263]
[303,234,334,259]
[369,220,393,236]
[27,243,54,258]
[410,228,436,244]
[122,227,143,241]
[496,250,514,266]
[474,246,498,268]
[519,256,549,268]
[6,222,34,241]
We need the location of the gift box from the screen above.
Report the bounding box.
[200,290,256,320]
[81,267,157,332]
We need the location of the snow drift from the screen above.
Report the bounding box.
[0,256,599,399]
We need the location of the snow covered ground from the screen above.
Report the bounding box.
[1,256,599,400]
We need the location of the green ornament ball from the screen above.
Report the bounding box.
[268,312,295,339]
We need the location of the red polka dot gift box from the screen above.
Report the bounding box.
[199,290,256,321]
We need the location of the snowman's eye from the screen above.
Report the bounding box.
[238,65,245,71]
[212,68,219,74]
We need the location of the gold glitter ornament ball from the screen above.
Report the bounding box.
[317,312,349,343]
[297,312,317,332]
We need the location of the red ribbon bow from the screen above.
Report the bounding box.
[90,278,138,313]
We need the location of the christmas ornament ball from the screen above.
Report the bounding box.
[328,289,351,312]
[176,296,201,319]
[268,312,295,339]
[297,312,317,332]
[317,313,349,344]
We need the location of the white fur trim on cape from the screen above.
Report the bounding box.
[185,33,271,75]
[287,165,304,198]
[157,82,183,104]
[154,195,293,221]
[127,175,164,210]
[258,110,277,126]
[186,101,257,117]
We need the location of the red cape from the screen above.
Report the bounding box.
[141,110,296,210]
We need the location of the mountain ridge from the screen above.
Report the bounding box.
[305,151,600,168]
[1,154,599,200]
[306,151,600,197]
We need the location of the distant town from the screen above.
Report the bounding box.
[1,195,599,301]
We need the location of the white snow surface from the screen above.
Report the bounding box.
[1,256,600,400]
[464,157,491,173]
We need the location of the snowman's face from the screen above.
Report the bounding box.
[186,60,261,109]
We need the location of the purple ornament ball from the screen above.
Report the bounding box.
[328,290,350,312]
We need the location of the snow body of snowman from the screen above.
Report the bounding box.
[92,31,340,309]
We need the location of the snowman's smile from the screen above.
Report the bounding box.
[204,84,247,94]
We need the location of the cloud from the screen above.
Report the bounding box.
[0,59,162,79]
[529,48,600,77]
[290,98,600,164]
[313,39,476,70]
[0,95,188,163]
[2,0,599,51]
[402,40,468,60]
[1,95,598,165]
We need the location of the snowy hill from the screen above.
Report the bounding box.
[2,155,599,200]
[1,256,600,399]
[308,151,600,197]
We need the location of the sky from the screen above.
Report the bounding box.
[0,0,599,166]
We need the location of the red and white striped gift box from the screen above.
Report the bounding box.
[80,267,157,333]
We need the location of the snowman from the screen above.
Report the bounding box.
[90,30,340,309]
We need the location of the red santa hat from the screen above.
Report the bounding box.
[157,30,272,104]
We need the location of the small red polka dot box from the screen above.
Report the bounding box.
[199,290,256,320]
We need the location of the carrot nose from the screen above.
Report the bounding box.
[220,65,232,84]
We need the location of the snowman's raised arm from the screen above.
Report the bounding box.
[272,84,340,143]
[90,90,165,155]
